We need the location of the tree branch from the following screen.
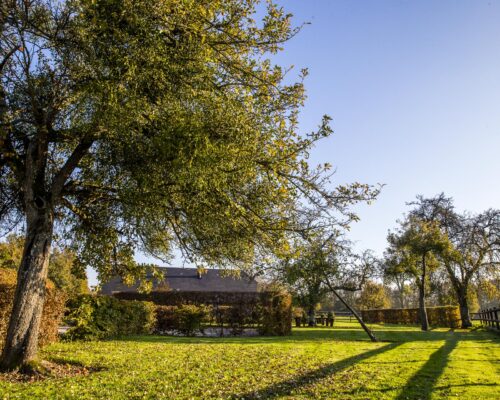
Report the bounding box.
[50,137,94,199]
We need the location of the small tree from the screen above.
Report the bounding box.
[278,233,379,341]
[385,218,451,331]
[357,281,391,310]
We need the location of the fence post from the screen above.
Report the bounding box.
[495,308,499,331]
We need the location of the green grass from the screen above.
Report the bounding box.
[1,319,499,399]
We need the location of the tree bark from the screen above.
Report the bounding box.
[457,286,472,328]
[399,291,405,309]
[307,305,316,327]
[419,254,429,331]
[0,209,54,370]
[418,284,429,331]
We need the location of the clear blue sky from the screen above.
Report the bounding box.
[271,0,500,255]
[88,1,500,286]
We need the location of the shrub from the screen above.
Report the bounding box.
[119,290,293,336]
[259,291,292,336]
[292,307,304,318]
[155,306,178,333]
[155,304,211,336]
[361,306,461,328]
[0,268,66,351]
[173,304,211,336]
[64,294,155,340]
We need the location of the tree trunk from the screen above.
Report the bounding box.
[329,287,378,342]
[457,287,472,328]
[0,209,53,370]
[418,284,429,331]
[307,305,316,327]
[419,254,429,331]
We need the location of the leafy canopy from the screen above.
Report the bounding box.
[0,0,379,284]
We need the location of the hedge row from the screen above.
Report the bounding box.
[64,294,156,340]
[116,290,292,336]
[0,268,66,350]
[114,290,264,307]
[361,306,461,328]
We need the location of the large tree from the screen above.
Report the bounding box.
[409,194,500,328]
[0,0,378,369]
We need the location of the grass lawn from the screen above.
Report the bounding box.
[1,319,499,399]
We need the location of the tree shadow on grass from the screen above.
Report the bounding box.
[394,335,458,400]
[231,342,402,400]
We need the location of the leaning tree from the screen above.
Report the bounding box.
[0,0,378,369]
[277,231,379,341]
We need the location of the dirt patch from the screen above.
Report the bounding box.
[0,359,104,382]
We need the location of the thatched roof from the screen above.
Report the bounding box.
[100,267,258,295]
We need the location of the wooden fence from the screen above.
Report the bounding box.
[472,307,500,332]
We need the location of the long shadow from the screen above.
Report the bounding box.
[394,335,458,400]
[231,342,402,400]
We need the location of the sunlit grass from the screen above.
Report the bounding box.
[0,319,498,399]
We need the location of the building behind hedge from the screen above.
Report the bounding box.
[101,267,258,295]
[101,267,292,336]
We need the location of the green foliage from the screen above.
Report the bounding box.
[174,304,211,336]
[0,0,379,287]
[48,248,89,295]
[0,269,66,350]
[0,235,23,270]
[259,290,292,336]
[0,235,88,294]
[1,322,499,399]
[356,281,391,310]
[292,307,304,318]
[155,304,211,336]
[120,290,292,336]
[386,218,452,287]
[64,295,155,341]
[277,232,376,329]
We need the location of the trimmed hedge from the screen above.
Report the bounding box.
[0,268,66,351]
[116,290,292,336]
[260,291,292,335]
[156,304,212,336]
[361,306,461,328]
[64,294,156,340]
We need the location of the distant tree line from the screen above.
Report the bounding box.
[278,194,499,332]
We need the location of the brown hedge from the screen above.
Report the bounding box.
[116,290,292,336]
[361,306,461,328]
[0,268,66,351]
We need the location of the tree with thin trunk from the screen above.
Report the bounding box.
[409,194,500,328]
[0,0,379,370]
[385,218,451,331]
[277,232,379,341]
